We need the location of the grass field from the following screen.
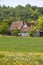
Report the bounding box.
[0,36,43,52]
[0,36,43,65]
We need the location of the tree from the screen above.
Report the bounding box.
[36,16,43,30]
[0,23,9,34]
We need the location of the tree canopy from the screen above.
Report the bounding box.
[0,4,43,23]
[0,4,43,35]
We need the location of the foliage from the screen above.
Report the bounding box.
[29,30,35,37]
[34,16,43,31]
[0,23,9,34]
[11,29,20,36]
[0,5,43,35]
[0,4,43,23]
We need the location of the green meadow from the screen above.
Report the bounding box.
[0,36,43,52]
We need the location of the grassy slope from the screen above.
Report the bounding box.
[0,36,43,52]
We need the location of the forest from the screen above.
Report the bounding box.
[0,4,43,35]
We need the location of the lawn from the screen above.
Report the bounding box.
[0,36,43,52]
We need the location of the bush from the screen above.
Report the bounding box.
[29,30,35,37]
[11,29,20,36]
[0,23,9,35]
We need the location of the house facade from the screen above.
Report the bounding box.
[10,21,36,36]
[39,28,43,37]
[21,22,30,36]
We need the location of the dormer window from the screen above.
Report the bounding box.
[23,23,28,27]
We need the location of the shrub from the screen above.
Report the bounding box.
[29,30,35,37]
[0,23,9,35]
[11,29,20,36]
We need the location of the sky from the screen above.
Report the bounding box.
[0,0,43,7]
